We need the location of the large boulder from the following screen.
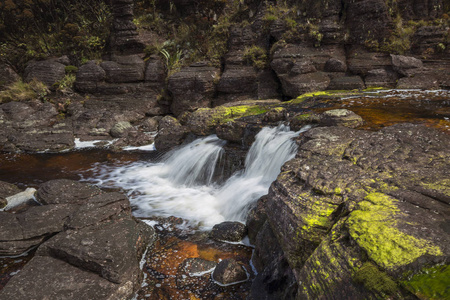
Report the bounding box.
[100,56,145,83]
[364,68,398,88]
[210,221,247,242]
[271,44,345,97]
[74,60,106,93]
[168,62,219,116]
[347,47,392,76]
[0,63,20,90]
[37,179,102,205]
[252,123,450,298]
[0,179,156,299]
[391,54,423,76]
[279,72,330,98]
[154,116,188,151]
[212,258,248,286]
[24,59,66,88]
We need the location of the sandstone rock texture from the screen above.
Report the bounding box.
[0,101,74,152]
[249,123,450,299]
[0,179,156,299]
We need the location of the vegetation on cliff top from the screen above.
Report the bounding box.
[0,0,111,70]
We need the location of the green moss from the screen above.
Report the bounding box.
[347,193,442,270]
[204,105,268,125]
[402,265,450,300]
[287,90,355,104]
[363,87,386,91]
[353,262,398,296]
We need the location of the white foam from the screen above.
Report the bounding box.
[88,125,309,229]
[123,144,156,151]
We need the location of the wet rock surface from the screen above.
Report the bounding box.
[251,122,450,299]
[0,179,156,299]
[135,217,254,300]
[210,221,247,242]
[212,258,248,286]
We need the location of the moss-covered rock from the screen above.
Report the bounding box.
[402,264,450,300]
[254,123,450,299]
[347,193,443,270]
[186,104,268,136]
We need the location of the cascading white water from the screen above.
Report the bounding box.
[89,124,309,229]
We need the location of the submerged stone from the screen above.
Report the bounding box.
[212,258,248,286]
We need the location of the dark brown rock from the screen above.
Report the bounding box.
[324,58,347,72]
[144,55,166,87]
[154,116,188,151]
[320,109,364,128]
[168,63,219,116]
[65,192,131,229]
[0,181,21,200]
[216,120,246,143]
[0,101,75,152]
[0,256,134,300]
[327,76,365,90]
[391,54,423,76]
[109,0,144,54]
[210,221,247,242]
[75,61,106,93]
[344,0,392,44]
[110,121,133,138]
[397,73,440,89]
[37,218,155,284]
[280,72,330,98]
[253,123,449,298]
[100,59,144,83]
[364,68,398,88]
[24,59,66,89]
[0,204,77,256]
[212,258,248,285]
[0,63,20,90]
[36,179,102,205]
[217,66,257,95]
[347,48,392,76]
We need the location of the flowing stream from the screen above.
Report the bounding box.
[89,124,308,229]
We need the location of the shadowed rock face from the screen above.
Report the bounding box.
[109,0,144,54]
[0,179,156,300]
[250,123,450,299]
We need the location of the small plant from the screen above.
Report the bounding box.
[243,45,268,69]
[160,48,183,72]
[436,42,446,52]
[0,79,48,103]
[54,74,76,92]
[64,65,78,74]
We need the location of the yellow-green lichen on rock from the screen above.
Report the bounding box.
[347,193,442,270]
[402,264,450,300]
[187,104,268,135]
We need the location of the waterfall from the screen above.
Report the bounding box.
[90,124,309,229]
